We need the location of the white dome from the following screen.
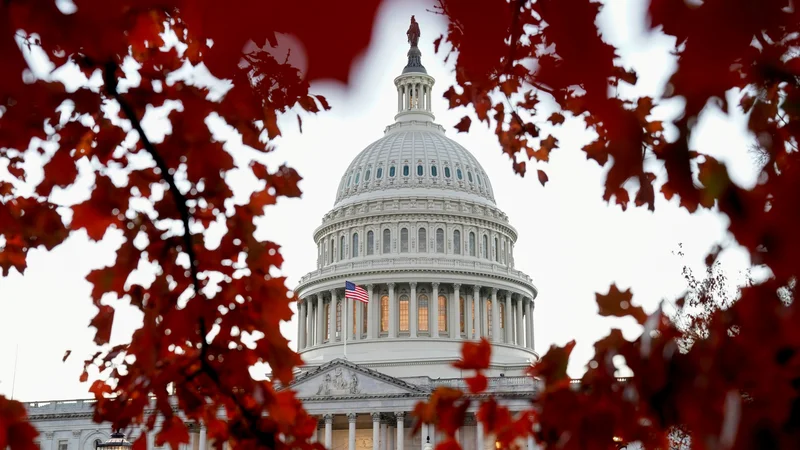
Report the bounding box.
[334,121,496,208]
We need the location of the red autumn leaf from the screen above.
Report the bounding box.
[529,340,576,384]
[453,338,491,371]
[0,396,39,450]
[465,373,488,393]
[547,112,565,125]
[70,176,128,241]
[537,169,548,186]
[36,148,79,196]
[454,116,472,133]
[596,284,647,325]
[62,350,71,362]
[89,304,115,346]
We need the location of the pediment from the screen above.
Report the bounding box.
[289,359,428,399]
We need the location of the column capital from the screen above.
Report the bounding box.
[388,282,396,289]
[474,285,481,295]
[530,298,535,310]
[366,284,374,291]
[453,283,461,290]
[409,281,417,288]
[432,282,439,289]
[324,414,333,424]
[372,412,381,422]
[491,287,499,294]
[395,411,405,419]
[348,413,357,423]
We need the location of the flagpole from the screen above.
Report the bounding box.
[343,295,348,360]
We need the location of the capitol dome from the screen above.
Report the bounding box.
[294,24,538,380]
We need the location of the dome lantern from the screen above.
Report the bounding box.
[394,16,435,123]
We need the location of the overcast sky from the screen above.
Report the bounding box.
[0,0,759,401]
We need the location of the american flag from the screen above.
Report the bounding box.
[345,281,369,303]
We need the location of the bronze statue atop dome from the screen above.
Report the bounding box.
[407,15,420,47]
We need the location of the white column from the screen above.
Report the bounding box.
[367,285,375,339]
[396,413,405,450]
[431,282,439,338]
[348,413,357,450]
[147,432,155,450]
[491,288,500,343]
[298,299,307,349]
[504,292,512,343]
[409,282,418,338]
[388,283,397,338]
[380,420,388,450]
[526,435,535,450]
[190,427,199,450]
[523,298,531,349]
[324,414,333,450]
[199,425,207,450]
[528,299,535,350]
[476,421,484,450]
[465,290,473,340]
[429,423,436,447]
[419,424,428,450]
[472,286,481,340]
[329,290,338,342]
[311,419,319,443]
[515,295,524,346]
[427,88,432,112]
[316,295,325,345]
[373,413,381,450]
[452,284,461,338]
[388,425,395,450]
[356,295,363,340]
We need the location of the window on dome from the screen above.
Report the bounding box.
[400,228,409,252]
[418,294,429,332]
[459,296,465,334]
[418,228,427,252]
[482,235,489,259]
[380,295,389,333]
[340,236,345,260]
[336,299,342,335]
[431,165,438,177]
[347,175,352,186]
[495,237,499,262]
[362,301,368,336]
[486,300,493,338]
[469,232,476,257]
[477,174,482,186]
[365,169,370,181]
[367,231,374,255]
[389,166,396,177]
[355,173,360,185]
[438,295,448,332]
[377,167,383,179]
[436,228,444,253]
[453,230,461,255]
[324,303,331,340]
[468,171,473,183]
[352,233,359,258]
[471,295,476,336]
[329,238,334,264]
[444,167,451,178]
[457,168,463,180]
[417,165,423,176]
[403,165,410,177]
[499,302,505,335]
[399,295,409,332]
[383,229,391,253]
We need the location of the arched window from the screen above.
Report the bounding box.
[469,232,476,257]
[356,173,361,184]
[444,167,451,178]
[352,233,359,258]
[347,175,352,186]
[431,165,438,177]
[482,235,489,259]
[403,165,410,177]
[340,235,345,260]
[367,231,374,255]
[377,167,383,179]
[383,229,391,253]
[487,300,493,338]
[495,237,499,262]
[499,301,505,335]
[365,169,371,181]
[362,302,368,335]
[438,295,448,332]
[400,228,409,252]
[418,228,427,252]
[436,228,445,253]
[468,171,474,183]
[399,294,410,332]
[477,174,482,186]
[380,295,389,333]
[453,230,461,255]
[336,299,342,336]
[325,302,331,340]
[417,165,423,176]
[418,294,429,332]
[457,168,463,180]
[329,238,334,263]
[94,440,103,450]
[459,296,465,333]
[389,166,396,177]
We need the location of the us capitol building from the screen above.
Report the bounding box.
[23,19,540,450]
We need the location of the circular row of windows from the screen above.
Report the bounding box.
[343,163,487,191]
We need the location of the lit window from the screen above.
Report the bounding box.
[453,230,461,255]
[499,302,505,334]
[487,300,492,338]
[460,296,465,333]
[377,167,383,179]
[58,441,68,450]
[417,165,423,176]
[469,232,476,257]
[367,231,374,255]
[436,228,444,253]
[418,228,427,252]
[352,233,359,258]
[383,229,391,253]
[355,173,360,184]
[431,165,438,177]
[389,166,396,177]
[457,168,463,180]
[399,295,410,332]
[365,169,371,181]
[403,165,410,176]
[336,299,342,334]
[362,302,368,334]
[325,303,331,340]
[418,294,429,331]
[400,228,409,252]
[444,167,451,178]
[381,295,389,332]
[438,295,448,332]
[468,171,473,183]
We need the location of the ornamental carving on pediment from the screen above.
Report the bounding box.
[316,367,361,396]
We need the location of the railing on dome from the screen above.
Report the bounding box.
[297,258,535,286]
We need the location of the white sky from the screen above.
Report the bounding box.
[0,0,759,401]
